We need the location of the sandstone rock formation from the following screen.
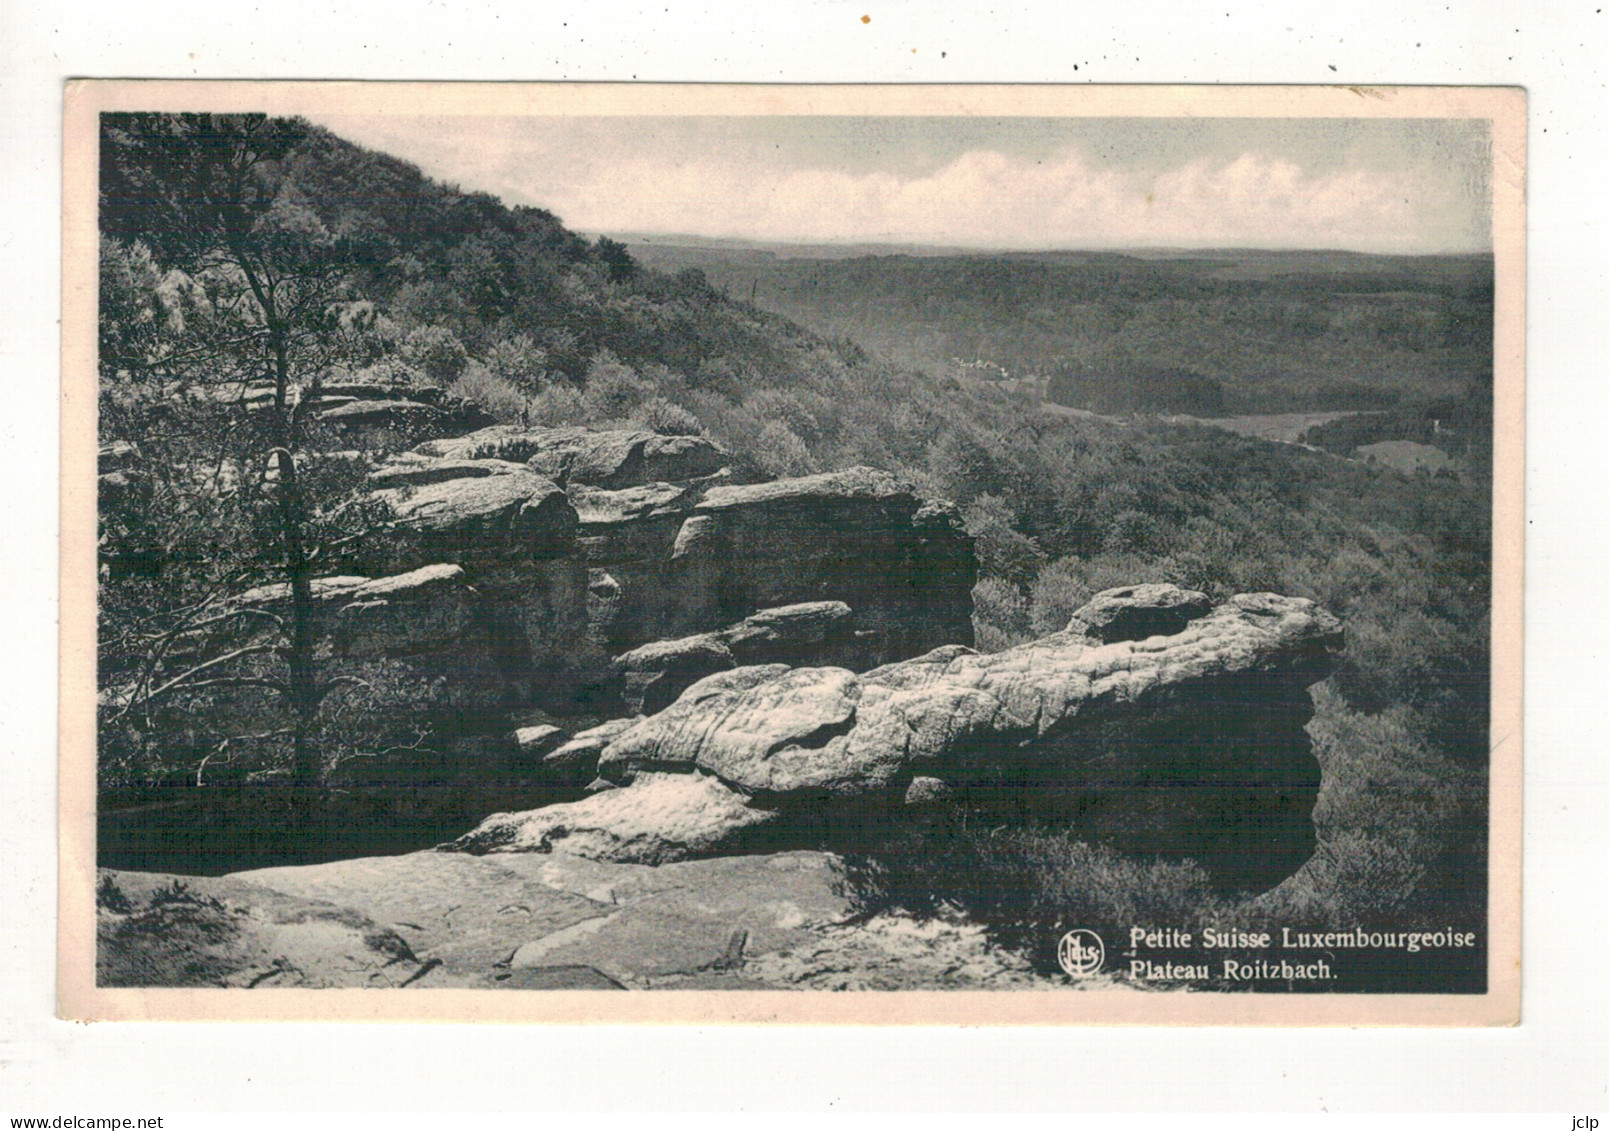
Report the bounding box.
[223,564,520,719]
[449,585,1343,888]
[354,461,594,706]
[341,436,975,715]
[194,380,497,447]
[414,424,727,488]
[95,869,438,989]
[540,717,644,785]
[1065,582,1216,644]
[572,462,974,663]
[101,421,974,727]
[662,467,977,658]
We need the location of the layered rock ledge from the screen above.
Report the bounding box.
[448,585,1343,889]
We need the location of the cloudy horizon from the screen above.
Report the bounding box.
[309,114,1492,255]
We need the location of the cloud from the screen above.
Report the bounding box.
[312,116,1488,253]
[522,146,1478,253]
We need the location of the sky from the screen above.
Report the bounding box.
[309,113,1493,254]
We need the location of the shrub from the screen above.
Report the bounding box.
[482,332,549,389]
[447,363,529,424]
[401,325,470,384]
[582,352,656,421]
[753,420,817,478]
[524,378,587,427]
[849,818,1230,971]
[349,355,429,388]
[747,387,828,445]
[629,396,703,436]
[963,494,1044,588]
[96,874,133,914]
[971,576,1032,653]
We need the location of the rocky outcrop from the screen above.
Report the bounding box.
[222,564,526,718]
[662,468,977,660]
[578,466,975,662]
[449,586,1343,889]
[192,380,496,447]
[540,717,643,785]
[352,442,974,701]
[1065,582,1216,644]
[316,398,490,449]
[354,462,594,704]
[513,724,567,762]
[364,465,578,569]
[572,479,718,648]
[102,412,996,876]
[95,869,439,989]
[238,564,476,657]
[612,601,863,715]
[103,421,973,714]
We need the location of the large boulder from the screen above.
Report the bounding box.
[610,601,863,715]
[613,635,738,718]
[541,716,645,784]
[1065,583,1215,643]
[365,466,578,571]
[356,461,595,704]
[561,461,971,668]
[222,564,516,713]
[415,425,728,489]
[445,771,778,865]
[455,586,1344,888]
[663,467,977,661]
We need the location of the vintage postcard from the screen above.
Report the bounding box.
[60,81,1523,1024]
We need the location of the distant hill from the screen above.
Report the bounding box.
[626,238,1493,416]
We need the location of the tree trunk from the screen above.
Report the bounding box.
[268,326,322,789]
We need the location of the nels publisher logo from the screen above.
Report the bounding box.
[1057,929,1105,978]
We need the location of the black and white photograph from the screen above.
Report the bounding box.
[61,82,1522,1023]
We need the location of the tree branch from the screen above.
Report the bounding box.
[111,643,286,722]
[314,675,372,706]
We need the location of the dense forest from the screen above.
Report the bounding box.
[98,114,1492,989]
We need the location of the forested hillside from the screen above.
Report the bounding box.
[100,118,859,400]
[629,240,1493,417]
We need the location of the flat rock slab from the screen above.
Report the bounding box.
[234,851,609,972]
[102,849,960,990]
[496,850,857,983]
[95,869,445,989]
